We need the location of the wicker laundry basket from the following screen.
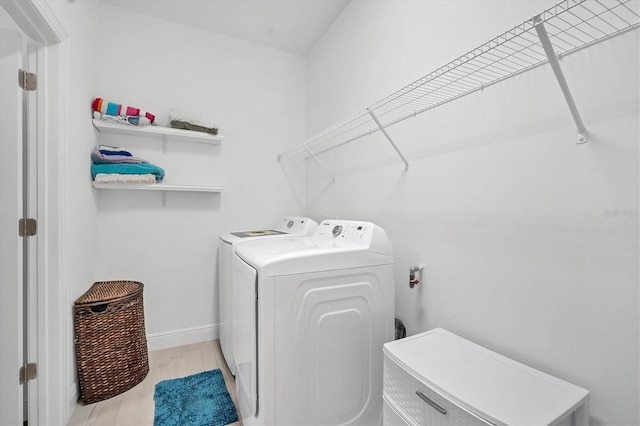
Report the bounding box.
[74,280,149,404]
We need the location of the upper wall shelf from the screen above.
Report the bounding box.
[278,0,639,179]
[92,119,224,145]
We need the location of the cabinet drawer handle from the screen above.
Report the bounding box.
[416,391,447,415]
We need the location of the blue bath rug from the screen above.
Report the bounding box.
[154,369,238,426]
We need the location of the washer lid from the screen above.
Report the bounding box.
[219,217,318,243]
[230,229,286,238]
[234,220,394,276]
[384,328,589,426]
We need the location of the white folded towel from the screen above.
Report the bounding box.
[94,173,157,184]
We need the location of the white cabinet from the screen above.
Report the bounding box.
[91,119,224,200]
[383,353,491,426]
[383,328,589,426]
[383,398,409,426]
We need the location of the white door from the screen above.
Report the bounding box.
[0,27,36,426]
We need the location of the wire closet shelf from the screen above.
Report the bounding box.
[277,0,639,172]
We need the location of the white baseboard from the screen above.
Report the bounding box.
[66,324,218,415]
[146,324,219,352]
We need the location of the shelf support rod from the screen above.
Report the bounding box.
[161,191,167,207]
[302,143,335,183]
[367,108,410,170]
[534,16,588,144]
[162,134,168,154]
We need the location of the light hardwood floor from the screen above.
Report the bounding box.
[67,340,240,426]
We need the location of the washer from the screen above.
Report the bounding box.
[219,217,317,375]
[233,219,395,425]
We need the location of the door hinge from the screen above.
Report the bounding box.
[18,69,37,91]
[19,363,37,384]
[18,218,37,237]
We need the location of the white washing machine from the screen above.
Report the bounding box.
[219,217,317,375]
[233,219,395,425]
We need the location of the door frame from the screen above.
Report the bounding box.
[0,26,26,426]
[0,0,69,423]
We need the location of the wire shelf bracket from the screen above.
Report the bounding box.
[278,142,337,183]
[304,142,335,183]
[534,16,588,144]
[368,108,410,171]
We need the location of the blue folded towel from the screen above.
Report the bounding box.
[99,149,132,156]
[91,152,147,164]
[91,163,165,182]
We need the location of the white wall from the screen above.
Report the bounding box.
[47,0,308,417]
[90,4,307,341]
[44,0,101,418]
[305,1,639,425]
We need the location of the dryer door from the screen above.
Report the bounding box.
[273,265,394,425]
[233,254,258,419]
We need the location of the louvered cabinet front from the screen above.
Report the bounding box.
[383,352,491,426]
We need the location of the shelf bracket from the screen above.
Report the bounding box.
[534,16,588,144]
[161,191,167,207]
[162,134,168,154]
[302,143,336,183]
[367,108,410,170]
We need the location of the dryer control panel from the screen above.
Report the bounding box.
[314,220,376,247]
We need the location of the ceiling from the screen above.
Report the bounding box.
[99,0,350,55]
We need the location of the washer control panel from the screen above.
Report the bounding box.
[275,217,316,235]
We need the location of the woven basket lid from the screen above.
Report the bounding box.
[74,280,143,305]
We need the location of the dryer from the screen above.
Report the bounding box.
[233,219,395,425]
[219,217,317,375]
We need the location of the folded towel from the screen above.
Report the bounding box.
[99,149,132,157]
[98,145,123,151]
[94,173,157,184]
[170,120,218,135]
[92,98,156,124]
[98,145,133,156]
[93,111,151,126]
[91,151,147,164]
[91,163,165,182]
[169,108,218,134]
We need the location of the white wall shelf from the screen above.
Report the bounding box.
[92,119,223,148]
[92,119,224,205]
[91,182,223,192]
[92,182,223,207]
[278,0,639,180]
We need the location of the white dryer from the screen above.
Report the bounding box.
[219,217,317,375]
[233,219,395,425]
